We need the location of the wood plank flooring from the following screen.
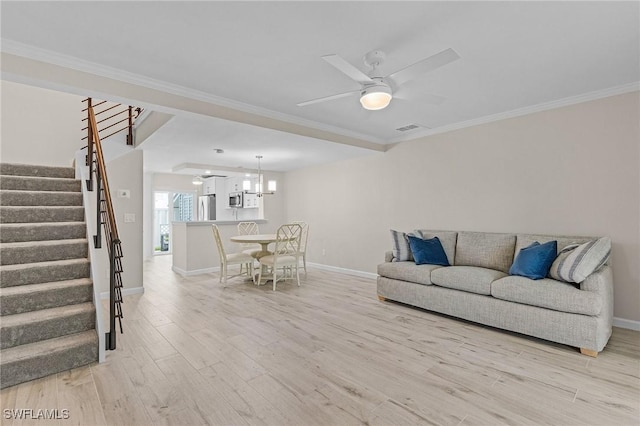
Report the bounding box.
[2,255,639,425]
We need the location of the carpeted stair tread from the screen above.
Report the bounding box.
[0,258,90,287]
[1,302,95,349]
[0,190,82,206]
[0,222,86,243]
[0,278,93,316]
[0,330,98,389]
[0,238,88,265]
[0,175,81,192]
[0,206,85,223]
[0,163,75,179]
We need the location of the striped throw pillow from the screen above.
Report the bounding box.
[390,229,418,262]
[549,237,611,283]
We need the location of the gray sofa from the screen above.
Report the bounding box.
[377,230,613,356]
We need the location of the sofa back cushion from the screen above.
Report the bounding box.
[416,230,457,266]
[455,231,516,273]
[515,233,594,256]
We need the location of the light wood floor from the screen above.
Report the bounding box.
[2,255,639,426]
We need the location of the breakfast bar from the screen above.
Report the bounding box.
[171,220,269,276]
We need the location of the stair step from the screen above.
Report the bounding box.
[0,190,82,206]
[0,206,84,223]
[0,175,81,192]
[0,163,75,179]
[0,278,93,316]
[0,258,90,287]
[0,239,88,266]
[1,302,95,349]
[0,222,86,243]
[0,330,98,389]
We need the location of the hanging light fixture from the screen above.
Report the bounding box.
[243,155,276,197]
[192,176,204,185]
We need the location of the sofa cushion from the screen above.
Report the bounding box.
[491,275,603,316]
[455,232,516,273]
[549,237,611,283]
[416,230,458,266]
[509,241,557,280]
[407,236,450,266]
[431,266,507,295]
[377,261,443,286]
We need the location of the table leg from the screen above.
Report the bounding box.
[255,242,272,285]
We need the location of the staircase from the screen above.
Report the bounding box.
[0,163,98,389]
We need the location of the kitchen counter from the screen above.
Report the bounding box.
[172,220,268,226]
[171,220,271,276]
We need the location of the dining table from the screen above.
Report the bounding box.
[229,234,279,259]
[230,233,298,285]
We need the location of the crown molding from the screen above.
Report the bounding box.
[0,39,386,145]
[389,82,640,144]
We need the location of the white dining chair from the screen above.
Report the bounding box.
[291,221,309,276]
[257,223,302,291]
[212,225,255,284]
[237,221,262,257]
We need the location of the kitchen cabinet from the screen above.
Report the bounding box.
[225,177,243,194]
[202,177,216,195]
[244,193,259,208]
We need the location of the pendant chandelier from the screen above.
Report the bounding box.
[243,155,276,197]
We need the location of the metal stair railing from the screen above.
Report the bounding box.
[82,98,141,351]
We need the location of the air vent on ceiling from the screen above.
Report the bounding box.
[396,124,420,132]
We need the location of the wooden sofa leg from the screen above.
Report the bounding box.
[580,348,598,357]
[378,295,386,302]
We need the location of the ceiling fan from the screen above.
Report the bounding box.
[297,48,460,111]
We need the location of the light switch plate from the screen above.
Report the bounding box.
[118,189,131,198]
[124,213,135,223]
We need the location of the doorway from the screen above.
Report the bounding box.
[153,191,195,254]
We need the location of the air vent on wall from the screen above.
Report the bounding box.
[396,124,420,132]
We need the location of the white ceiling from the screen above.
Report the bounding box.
[1,1,639,174]
[142,114,380,174]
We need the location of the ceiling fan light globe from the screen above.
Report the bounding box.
[360,85,392,110]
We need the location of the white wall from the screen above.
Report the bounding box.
[0,80,84,166]
[285,92,640,323]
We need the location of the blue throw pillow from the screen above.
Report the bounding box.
[407,236,450,266]
[509,240,558,280]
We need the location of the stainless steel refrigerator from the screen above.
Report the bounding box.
[197,195,216,221]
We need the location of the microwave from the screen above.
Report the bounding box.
[229,192,244,208]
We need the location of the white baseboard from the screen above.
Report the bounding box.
[308,262,377,280]
[171,265,220,277]
[613,317,640,331]
[100,286,144,299]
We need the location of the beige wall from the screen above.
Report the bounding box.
[285,92,640,322]
[106,149,144,291]
[0,80,84,166]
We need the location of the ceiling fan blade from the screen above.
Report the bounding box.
[387,48,460,87]
[297,90,361,107]
[394,88,445,105]
[322,54,374,85]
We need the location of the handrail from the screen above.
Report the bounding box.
[82,96,142,352]
[81,98,143,146]
[82,116,131,139]
[81,103,123,121]
[88,108,119,242]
